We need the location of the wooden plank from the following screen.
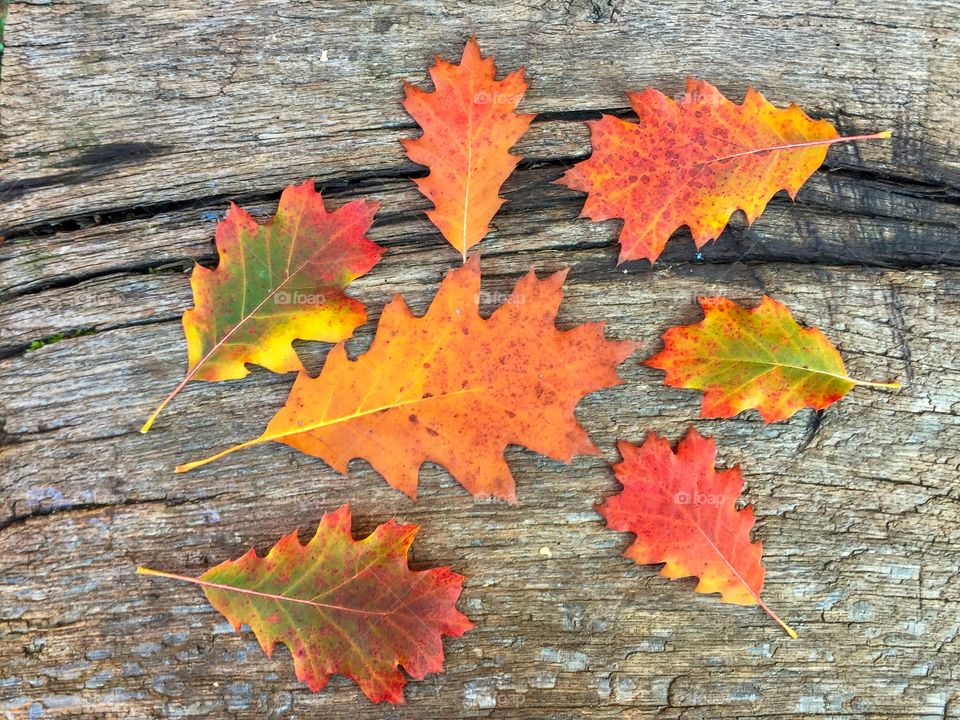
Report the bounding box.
[2,0,960,717]
[3,0,960,233]
[2,164,958,357]
[2,248,958,717]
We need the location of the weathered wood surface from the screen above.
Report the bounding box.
[2,1,959,718]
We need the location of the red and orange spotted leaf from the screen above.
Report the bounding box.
[645,296,900,423]
[141,180,384,432]
[597,428,796,637]
[138,505,472,704]
[177,255,637,502]
[402,37,535,260]
[557,78,890,263]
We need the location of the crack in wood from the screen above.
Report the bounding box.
[0,492,230,534]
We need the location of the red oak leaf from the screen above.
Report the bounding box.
[139,505,472,703]
[597,428,796,637]
[177,255,637,502]
[141,180,384,431]
[402,37,535,259]
[557,78,889,263]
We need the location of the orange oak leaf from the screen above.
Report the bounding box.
[646,296,900,422]
[177,255,637,502]
[138,505,472,704]
[557,78,890,263]
[597,428,796,637]
[402,37,535,260]
[141,180,384,432]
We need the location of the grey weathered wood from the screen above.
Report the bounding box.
[3,0,960,235]
[2,0,960,718]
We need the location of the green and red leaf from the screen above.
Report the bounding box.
[139,505,472,703]
[646,296,900,422]
[141,180,384,431]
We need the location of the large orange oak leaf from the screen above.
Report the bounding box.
[557,78,889,263]
[597,428,796,637]
[141,180,384,432]
[646,296,900,422]
[178,255,637,501]
[402,37,535,259]
[138,505,472,704]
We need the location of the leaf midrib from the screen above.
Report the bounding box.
[704,356,851,384]
[191,210,370,376]
[266,386,485,446]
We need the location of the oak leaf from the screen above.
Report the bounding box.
[646,296,900,422]
[597,428,795,637]
[557,78,890,263]
[141,180,384,432]
[178,255,637,501]
[402,37,535,259]
[138,505,472,703]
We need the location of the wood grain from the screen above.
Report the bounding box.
[2,0,959,718]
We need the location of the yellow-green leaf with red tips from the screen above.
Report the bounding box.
[556,78,890,264]
[141,180,384,432]
[138,504,472,704]
[645,296,900,422]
